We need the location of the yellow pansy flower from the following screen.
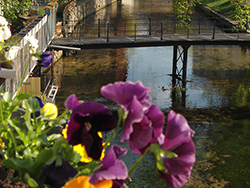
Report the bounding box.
[62,175,112,188]
[41,102,58,119]
[0,138,3,148]
[0,39,3,51]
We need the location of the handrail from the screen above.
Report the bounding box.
[62,16,247,39]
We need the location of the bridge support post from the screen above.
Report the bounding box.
[171,45,190,108]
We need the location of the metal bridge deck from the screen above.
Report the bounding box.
[50,33,250,50]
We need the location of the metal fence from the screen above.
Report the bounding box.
[66,16,247,39]
[3,10,56,96]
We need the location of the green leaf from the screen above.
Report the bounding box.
[31,148,54,177]
[2,157,34,172]
[52,136,81,163]
[55,157,62,167]
[2,159,21,172]
[3,92,12,103]
[7,119,28,146]
[47,133,61,142]
[24,173,38,188]
[150,143,178,173]
[27,97,40,113]
[38,134,48,145]
[24,148,39,158]
[15,93,31,101]
[77,160,101,176]
[22,100,33,132]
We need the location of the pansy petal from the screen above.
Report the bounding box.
[90,161,127,183]
[90,113,116,132]
[62,175,113,188]
[121,96,144,142]
[0,16,11,40]
[65,94,80,110]
[146,104,164,140]
[158,169,191,188]
[101,81,150,108]
[89,145,128,185]
[85,132,102,160]
[35,96,44,108]
[74,101,113,117]
[112,180,125,188]
[129,121,152,154]
[163,110,194,151]
[66,101,115,160]
[66,114,85,145]
[41,159,78,187]
[38,52,53,68]
[163,140,196,175]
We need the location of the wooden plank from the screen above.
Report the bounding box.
[20,77,41,96]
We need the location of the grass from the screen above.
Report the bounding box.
[200,0,238,19]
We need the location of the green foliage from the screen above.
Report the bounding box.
[174,0,250,31]
[232,0,250,30]
[3,35,21,48]
[200,0,237,19]
[200,0,250,30]
[0,0,33,24]
[39,8,45,16]
[0,91,82,186]
[172,0,199,28]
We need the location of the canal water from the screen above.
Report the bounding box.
[52,1,250,187]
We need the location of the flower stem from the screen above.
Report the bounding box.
[0,47,29,63]
[103,113,122,150]
[42,109,68,135]
[0,102,17,150]
[15,54,32,97]
[128,146,150,175]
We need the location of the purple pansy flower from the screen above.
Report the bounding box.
[101,81,151,109]
[158,110,196,188]
[38,52,53,68]
[31,96,44,118]
[35,96,44,108]
[128,104,164,154]
[89,145,128,188]
[41,159,78,187]
[65,94,115,160]
[101,81,164,155]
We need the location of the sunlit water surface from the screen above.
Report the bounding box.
[50,1,250,187]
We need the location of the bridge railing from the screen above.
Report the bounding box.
[61,16,248,39]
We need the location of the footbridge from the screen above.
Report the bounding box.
[49,17,250,107]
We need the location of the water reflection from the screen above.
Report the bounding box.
[187,121,250,187]
[50,0,250,187]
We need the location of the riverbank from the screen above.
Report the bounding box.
[195,3,239,28]
[199,0,237,19]
[173,105,250,123]
[197,1,250,33]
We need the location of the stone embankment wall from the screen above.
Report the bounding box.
[62,0,117,36]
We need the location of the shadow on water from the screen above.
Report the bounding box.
[49,0,250,187]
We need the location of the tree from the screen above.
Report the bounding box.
[172,0,249,30]
[232,0,250,30]
[172,0,198,28]
[0,0,33,24]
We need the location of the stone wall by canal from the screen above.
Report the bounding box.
[62,0,118,36]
